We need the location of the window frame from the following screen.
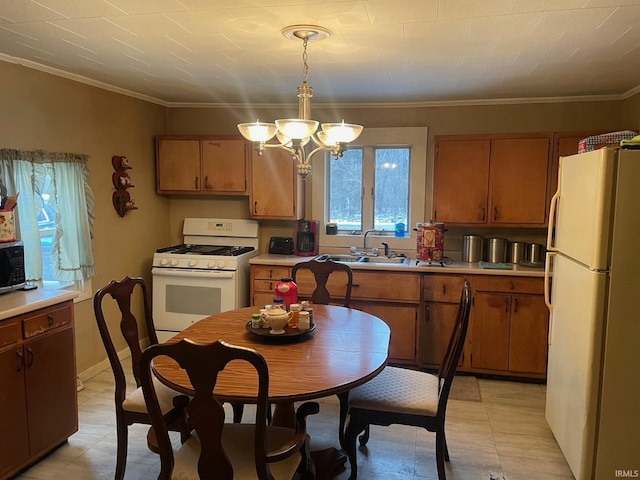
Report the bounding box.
[311,126,428,252]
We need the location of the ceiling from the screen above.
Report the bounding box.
[1,0,639,106]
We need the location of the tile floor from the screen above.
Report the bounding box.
[15,363,575,480]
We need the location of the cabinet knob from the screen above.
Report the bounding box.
[48,314,54,326]
[514,297,519,313]
[195,176,199,189]
[442,285,447,295]
[481,207,486,222]
[504,297,510,312]
[494,207,499,221]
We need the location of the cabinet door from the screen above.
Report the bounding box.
[201,138,247,193]
[422,302,459,367]
[358,303,417,363]
[351,272,421,302]
[25,328,77,454]
[433,139,490,224]
[0,346,29,476]
[156,138,201,192]
[509,294,548,374]
[250,148,303,219]
[489,137,550,225]
[470,292,510,371]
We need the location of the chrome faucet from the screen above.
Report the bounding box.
[363,229,375,251]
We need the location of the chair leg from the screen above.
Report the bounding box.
[232,402,244,423]
[344,420,367,480]
[115,420,128,480]
[359,425,370,446]
[435,429,447,480]
[337,392,349,449]
[443,429,450,462]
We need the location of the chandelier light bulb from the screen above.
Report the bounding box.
[275,119,319,140]
[321,120,364,144]
[237,120,277,142]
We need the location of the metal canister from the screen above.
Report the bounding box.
[416,222,445,262]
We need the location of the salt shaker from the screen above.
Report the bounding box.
[298,311,311,331]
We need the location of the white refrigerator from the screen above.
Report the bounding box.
[544,147,640,480]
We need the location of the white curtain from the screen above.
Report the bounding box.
[0,149,95,283]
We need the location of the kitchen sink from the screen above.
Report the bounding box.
[315,253,408,265]
[359,256,408,265]
[315,254,363,263]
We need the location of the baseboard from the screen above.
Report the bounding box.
[77,336,151,382]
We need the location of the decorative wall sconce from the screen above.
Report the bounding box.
[111,155,137,217]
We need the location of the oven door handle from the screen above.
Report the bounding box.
[152,267,235,279]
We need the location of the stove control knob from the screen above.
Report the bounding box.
[160,258,169,266]
[170,259,178,266]
[188,260,197,267]
[208,261,216,268]
[216,261,226,269]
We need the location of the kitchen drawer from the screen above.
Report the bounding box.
[473,276,543,295]
[253,279,280,293]
[352,272,421,302]
[424,274,466,303]
[252,266,291,281]
[22,303,72,339]
[0,321,21,348]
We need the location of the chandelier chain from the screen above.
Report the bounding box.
[302,38,309,84]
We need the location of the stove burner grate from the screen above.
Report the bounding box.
[155,244,255,256]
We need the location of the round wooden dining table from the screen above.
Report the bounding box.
[152,304,390,479]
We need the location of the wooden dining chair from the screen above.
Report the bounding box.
[292,258,354,443]
[93,276,191,480]
[342,280,471,480]
[140,338,320,480]
[291,258,354,307]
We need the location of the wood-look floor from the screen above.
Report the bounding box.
[15,358,575,480]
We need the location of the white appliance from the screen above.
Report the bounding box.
[152,218,259,342]
[544,147,640,480]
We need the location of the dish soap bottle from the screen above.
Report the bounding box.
[394,216,405,238]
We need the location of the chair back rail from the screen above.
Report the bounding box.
[291,259,353,307]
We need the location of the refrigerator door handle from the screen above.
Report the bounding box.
[544,251,555,344]
[546,157,562,251]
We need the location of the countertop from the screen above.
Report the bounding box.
[0,288,79,321]
[250,254,545,277]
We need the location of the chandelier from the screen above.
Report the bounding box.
[237,25,364,179]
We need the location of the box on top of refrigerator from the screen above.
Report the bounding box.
[577,130,637,153]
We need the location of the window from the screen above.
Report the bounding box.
[312,127,427,251]
[0,149,95,301]
[327,147,410,233]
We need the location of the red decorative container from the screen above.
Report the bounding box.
[416,222,445,262]
[274,277,298,308]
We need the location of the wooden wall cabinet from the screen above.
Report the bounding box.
[469,276,548,378]
[156,135,248,195]
[0,300,78,479]
[249,147,305,220]
[433,133,552,227]
[420,274,468,369]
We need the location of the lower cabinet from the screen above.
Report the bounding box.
[250,264,420,364]
[0,300,78,479]
[470,276,548,378]
[249,262,549,375]
[355,302,418,364]
[250,265,292,307]
[421,274,468,368]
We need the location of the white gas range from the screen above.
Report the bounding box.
[152,218,259,342]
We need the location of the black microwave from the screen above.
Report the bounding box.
[0,241,26,294]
